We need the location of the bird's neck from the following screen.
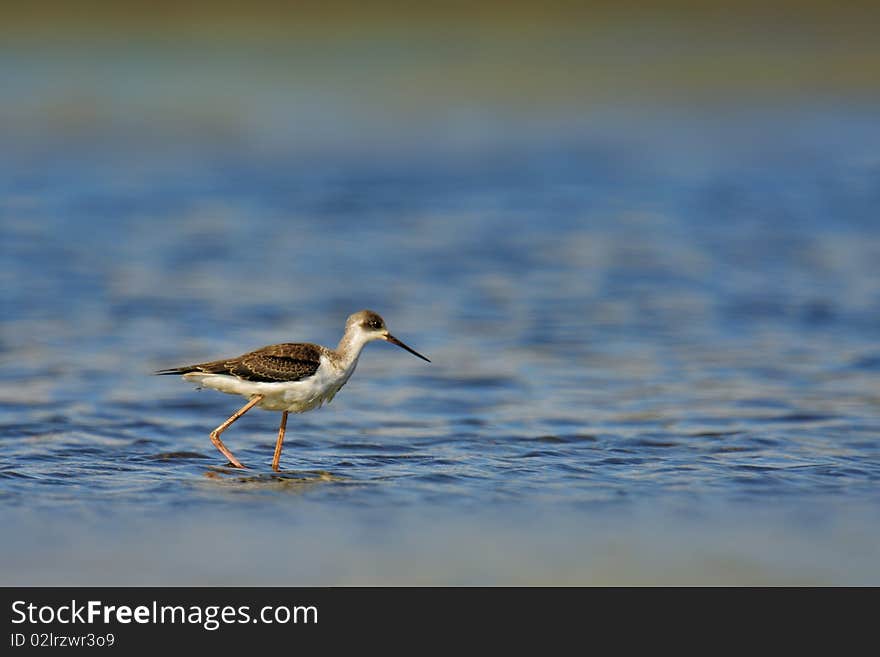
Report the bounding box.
[335,329,369,370]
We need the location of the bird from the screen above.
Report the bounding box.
[156,310,430,471]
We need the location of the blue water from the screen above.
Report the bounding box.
[2,98,880,583]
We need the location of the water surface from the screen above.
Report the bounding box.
[1,44,879,584]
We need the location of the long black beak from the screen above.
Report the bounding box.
[384,334,431,362]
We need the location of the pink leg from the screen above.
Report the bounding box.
[209,396,263,468]
[271,411,288,472]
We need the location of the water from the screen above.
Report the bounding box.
[2,46,880,584]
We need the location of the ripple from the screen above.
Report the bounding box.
[631,439,681,448]
[145,451,211,461]
[762,413,841,424]
[519,450,567,459]
[688,430,745,438]
[0,471,37,480]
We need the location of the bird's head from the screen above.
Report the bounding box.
[345,310,430,362]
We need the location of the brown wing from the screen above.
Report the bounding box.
[157,343,323,382]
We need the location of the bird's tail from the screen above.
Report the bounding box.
[155,365,200,376]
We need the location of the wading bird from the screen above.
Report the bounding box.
[157,310,430,471]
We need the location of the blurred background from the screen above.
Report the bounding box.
[1,1,879,584]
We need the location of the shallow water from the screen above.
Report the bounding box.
[2,49,880,582]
